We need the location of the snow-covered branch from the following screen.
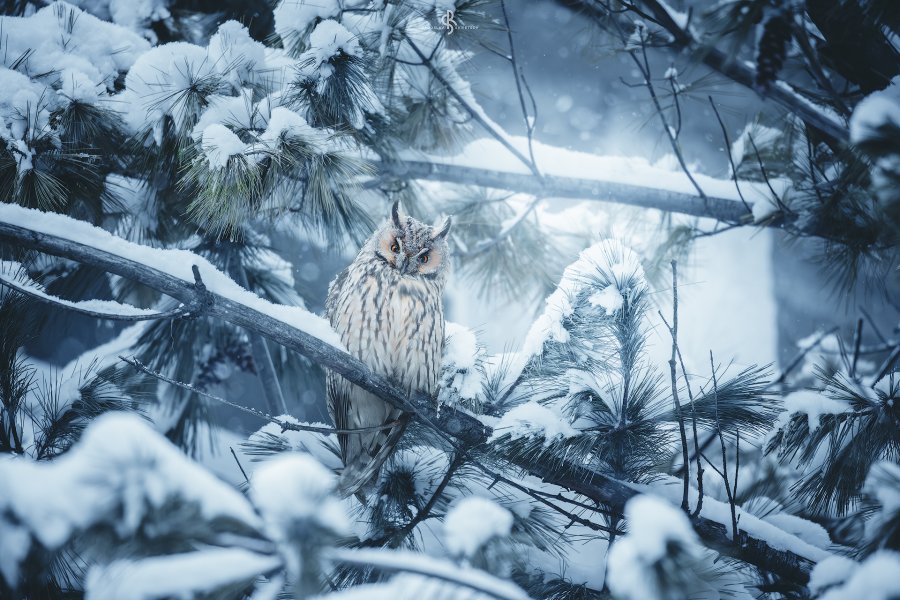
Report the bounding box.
[0,267,185,321]
[370,159,753,224]
[0,204,823,582]
[327,549,529,600]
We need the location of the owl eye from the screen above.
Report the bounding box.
[418,253,429,264]
[390,240,400,253]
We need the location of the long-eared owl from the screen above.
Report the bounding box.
[325,201,451,497]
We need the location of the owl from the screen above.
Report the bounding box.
[325,201,451,498]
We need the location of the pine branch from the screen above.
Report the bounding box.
[556,0,849,144]
[0,210,822,583]
[0,271,186,321]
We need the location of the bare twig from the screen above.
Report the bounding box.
[850,318,864,380]
[707,96,753,215]
[119,355,395,436]
[230,446,250,485]
[773,326,839,385]
[631,35,708,201]
[710,351,739,541]
[401,34,541,178]
[499,0,540,175]
[557,0,849,143]
[659,261,691,512]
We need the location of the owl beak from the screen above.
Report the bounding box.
[398,254,412,275]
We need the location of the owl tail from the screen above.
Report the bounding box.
[338,412,412,501]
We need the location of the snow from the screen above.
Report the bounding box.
[850,75,900,145]
[0,261,165,318]
[327,549,529,600]
[118,41,218,137]
[439,321,484,407]
[0,3,150,94]
[780,389,848,431]
[208,20,267,88]
[260,106,325,149]
[444,497,513,557]
[607,495,700,600]
[488,401,578,446]
[588,285,624,315]
[819,551,900,600]
[193,90,261,140]
[201,123,248,169]
[0,204,345,349]
[412,135,789,205]
[761,513,831,548]
[307,19,362,64]
[809,555,859,596]
[866,461,900,513]
[730,122,782,171]
[520,239,645,360]
[84,548,281,600]
[648,476,832,563]
[250,453,349,538]
[0,413,261,582]
[273,0,341,43]
[752,197,780,222]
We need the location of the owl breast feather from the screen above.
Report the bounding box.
[329,261,445,397]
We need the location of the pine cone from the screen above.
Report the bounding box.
[755,11,793,95]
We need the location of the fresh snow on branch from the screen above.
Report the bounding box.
[0,262,177,320]
[0,203,343,348]
[327,549,530,600]
[0,413,261,583]
[487,402,578,446]
[85,549,281,600]
[444,497,513,558]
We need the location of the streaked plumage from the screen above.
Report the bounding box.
[325,201,451,497]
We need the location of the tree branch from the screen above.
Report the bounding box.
[370,159,752,223]
[557,0,849,144]
[0,210,822,583]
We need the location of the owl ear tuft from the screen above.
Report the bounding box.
[432,216,452,241]
[391,201,402,229]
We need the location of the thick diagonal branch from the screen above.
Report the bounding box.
[0,216,821,583]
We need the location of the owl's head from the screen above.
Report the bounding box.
[371,201,451,279]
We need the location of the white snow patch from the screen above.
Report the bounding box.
[809,555,859,596]
[0,413,260,582]
[820,551,900,600]
[520,239,645,361]
[781,389,849,431]
[85,548,281,600]
[588,285,624,315]
[250,453,349,538]
[439,322,484,406]
[307,19,362,63]
[488,401,578,446]
[118,42,217,137]
[607,495,700,600]
[201,123,247,169]
[273,0,340,43]
[850,75,900,145]
[761,513,831,549]
[444,497,513,557]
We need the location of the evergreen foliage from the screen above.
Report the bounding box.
[0,0,898,599]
